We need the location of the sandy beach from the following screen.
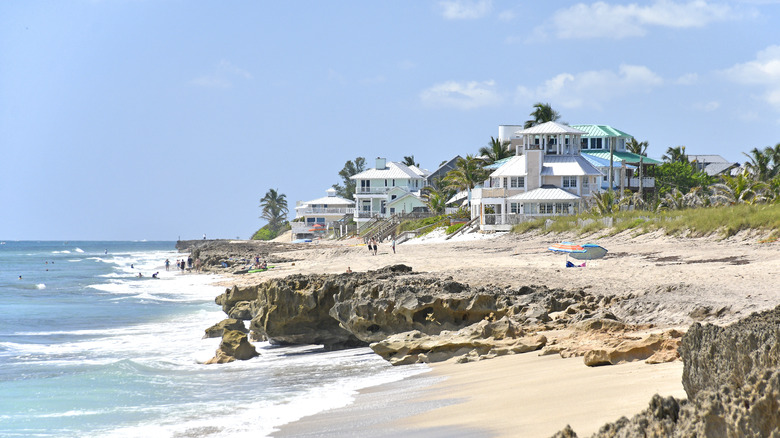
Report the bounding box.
[212,230,779,437]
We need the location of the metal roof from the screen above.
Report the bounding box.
[571,124,633,138]
[490,156,526,177]
[350,161,427,180]
[300,195,354,206]
[583,151,663,165]
[540,155,603,176]
[688,154,730,164]
[701,162,738,176]
[508,187,581,201]
[483,156,513,170]
[581,153,636,170]
[514,121,586,136]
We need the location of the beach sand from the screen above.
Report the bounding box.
[222,230,779,437]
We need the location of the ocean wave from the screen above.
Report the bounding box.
[52,250,71,254]
[74,248,84,253]
[36,283,46,289]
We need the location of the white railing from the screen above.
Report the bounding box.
[355,186,421,194]
[296,207,354,215]
[354,210,381,218]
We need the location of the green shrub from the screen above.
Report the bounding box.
[446,223,465,234]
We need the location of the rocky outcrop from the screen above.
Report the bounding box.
[211,264,644,365]
[177,240,300,273]
[556,305,780,437]
[370,316,547,365]
[582,331,682,366]
[203,318,248,339]
[205,330,259,364]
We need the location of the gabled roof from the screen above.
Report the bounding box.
[688,155,729,164]
[387,192,425,208]
[490,155,526,177]
[701,162,739,176]
[350,161,426,180]
[571,124,632,138]
[583,151,663,165]
[408,165,431,178]
[541,155,603,176]
[508,187,581,201]
[427,155,461,182]
[515,121,586,136]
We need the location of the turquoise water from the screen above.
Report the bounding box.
[0,241,426,437]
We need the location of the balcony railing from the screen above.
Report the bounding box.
[355,186,420,194]
[296,207,354,215]
[628,177,655,188]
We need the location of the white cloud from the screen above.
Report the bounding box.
[675,73,699,85]
[723,45,780,108]
[190,60,253,88]
[420,80,502,110]
[437,0,492,19]
[515,65,663,110]
[693,101,720,111]
[539,1,739,40]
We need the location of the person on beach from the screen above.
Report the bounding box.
[152,272,158,279]
[346,267,352,273]
[180,260,185,273]
[391,238,396,254]
[138,273,143,278]
[165,259,170,271]
[195,258,202,272]
[368,238,373,254]
[373,240,378,255]
[187,256,193,269]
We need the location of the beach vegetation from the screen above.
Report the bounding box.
[443,155,489,208]
[512,203,780,240]
[402,155,420,167]
[332,157,366,200]
[446,223,465,234]
[258,188,289,237]
[626,138,649,156]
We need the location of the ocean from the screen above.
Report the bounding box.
[0,241,428,437]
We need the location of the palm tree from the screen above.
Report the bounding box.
[332,157,366,199]
[443,155,488,208]
[524,102,561,129]
[743,147,773,181]
[662,146,689,164]
[591,190,617,214]
[420,185,454,214]
[626,138,649,156]
[657,188,685,211]
[478,137,513,165]
[259,188,289,234]
[402,155,420,168]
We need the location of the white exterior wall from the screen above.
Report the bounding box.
[498,125,524,143]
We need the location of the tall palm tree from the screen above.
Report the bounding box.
[402,155,420,167]
[524,102,561,129]
[259,188,289,234]
[478,137,512,165]
[443,155,488,208]
[662,146,689,164]
[626,138,649,156]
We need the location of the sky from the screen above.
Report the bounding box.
[2,0,780,240]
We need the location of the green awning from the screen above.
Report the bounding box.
[583,150,662,165]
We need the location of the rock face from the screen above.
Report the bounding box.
[370,316,547,365]
[205,330,259,364]
[558,305,780,437]
[211,264,646,365]
[203,318,248,339]
[582,331,682,366]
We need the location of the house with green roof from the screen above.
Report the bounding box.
[571,124,661,194]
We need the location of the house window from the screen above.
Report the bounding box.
[540,203,554,214]
[510,177,524,188]
[581,138,588,149]
[390,208,395,214]
[582,177,589,190]
[510,203,519,214]
[391,195,397,200]
[563,176,577,188]
[592,138,603,149]
[385,179,388,187]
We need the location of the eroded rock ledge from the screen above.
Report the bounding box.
[208,264,679,366]
[555,305,780,437]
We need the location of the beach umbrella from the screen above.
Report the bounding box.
[569,244,608,260]
[547,242,586,254]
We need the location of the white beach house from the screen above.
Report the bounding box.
[473,122,602,231]
[351,158,430,227]
[292,188,354,239]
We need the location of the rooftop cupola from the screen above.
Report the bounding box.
[375,157,387,169]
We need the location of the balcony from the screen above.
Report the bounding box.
[355,186,420,195]
[628,177,655,188]
[296,207,354,216]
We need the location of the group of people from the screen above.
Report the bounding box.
[253,256,267,270]
[365,237,397,255]
[164,257,194,273]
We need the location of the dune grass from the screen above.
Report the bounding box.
[511,204,780,241]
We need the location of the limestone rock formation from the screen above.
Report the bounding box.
[557,305,780,437]
[205,329,259,364]
[370,317,547,365]
[203,318,248,339]
[583,331,682,366]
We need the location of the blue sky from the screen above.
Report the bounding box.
[2,0,779,240]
